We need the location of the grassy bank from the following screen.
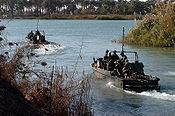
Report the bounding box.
[3,14,143,20]
[124,1,175,48]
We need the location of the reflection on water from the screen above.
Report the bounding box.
[2,19,175,116]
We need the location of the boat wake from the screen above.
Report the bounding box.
[106,82,115,88]
[33,44,66,55]
[125,90,175,101]
[164,71,175,76]
[106,82,175,101]
[106,81,119,89]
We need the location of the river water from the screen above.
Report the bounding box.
[1,19,175,116]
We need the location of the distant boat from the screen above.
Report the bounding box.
[91,27,160,92]
[25,30,61,49]
[26,30,47,43]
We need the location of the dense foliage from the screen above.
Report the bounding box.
[125,1,175,47]
[0,0,155,17]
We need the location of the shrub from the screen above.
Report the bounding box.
[125,1,175,48]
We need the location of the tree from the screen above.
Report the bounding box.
[16,0,25,15]
[42,0,58,14]
[31,0,43,15]
[6,0,17,16]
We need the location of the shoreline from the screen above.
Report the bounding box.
[1,14,143,20]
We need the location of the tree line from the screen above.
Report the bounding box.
[0,0,156,17]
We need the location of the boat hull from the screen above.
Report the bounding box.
[92,66,160,92]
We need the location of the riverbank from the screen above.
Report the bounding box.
[2,14,143,20]
[122,2,175,48]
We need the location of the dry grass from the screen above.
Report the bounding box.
[0,29,93,116]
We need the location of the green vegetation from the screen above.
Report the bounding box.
[0,27,93,115]
[0,0,155,19]
[16,14,140,20]
[125,1,175,48]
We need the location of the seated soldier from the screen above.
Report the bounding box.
[115,60,123,76]
[32,36,38,44]
[97,58,103,68]
[122,59,133,78]
[104,50,111,62]
[103,60,107,70]
[111,68,117,76]
[114,60,122,77]
[104,50,109,61]
[40,35,46,42]
[93,57,97,63]
[35,30,40,36]
[137,62,144,75]
[122,66,128,78]
[120,51,127,62]
[27,31,34,39]
[134,61,145,75]
[107,59,115,71]
[111,50,119,61]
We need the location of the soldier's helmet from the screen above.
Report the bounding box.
[135,60,139,63]
[125,59,128,62]
[106,49,109,53]
[120,51,124,56]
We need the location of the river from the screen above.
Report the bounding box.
[2,19,175,116]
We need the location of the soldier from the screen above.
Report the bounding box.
[134,60,144,75]
[123,59,133,78]
[35,30,40,36]
[104,49,112,62]
[27,31,34,41]
[104,50,109,61]
[33,30,41,44]
[93,57,97,64]
[107,59,115,71]
[40,35,46,42]
[97,58,103,68]
[111,68,117,76]
[122,66,128,78]
[32,35,37,44]
[120,51,127,62]
[111,50,119,61]
[114,60,122,77]
[124,59,129,68]
[107,52,111,61]
[103,60,107,70]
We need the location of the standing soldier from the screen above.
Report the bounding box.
[104,50,109,61]
[107,59,115,71]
